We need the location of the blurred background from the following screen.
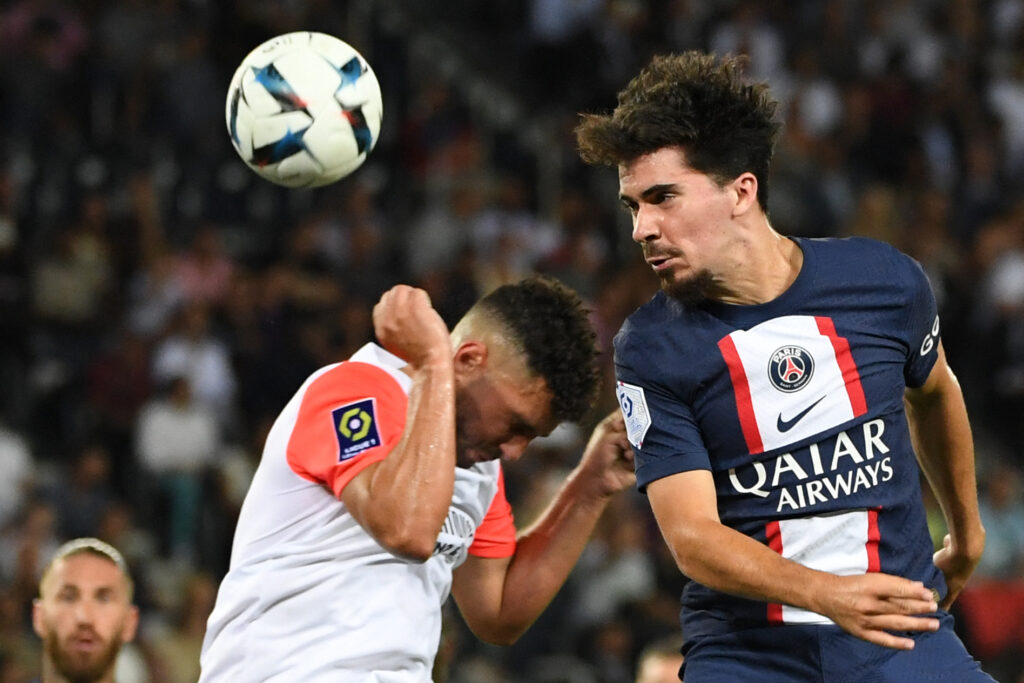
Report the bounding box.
[1,0,1023,681]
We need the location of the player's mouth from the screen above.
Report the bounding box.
[646,252,686,275]
[646,256,673,272]
[460,448,494,465]
[68,633,101,652]
[643,247,682,273]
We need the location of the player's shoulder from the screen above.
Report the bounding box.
[799,235,904,262]
[614,291,716,384]
[799,236,923,284]
[311,343,411,394]
[615,291,677,351]
[294,345,411,413]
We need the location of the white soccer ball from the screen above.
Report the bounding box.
[225,31,383,188]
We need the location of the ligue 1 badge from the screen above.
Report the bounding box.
[333,398,381,461]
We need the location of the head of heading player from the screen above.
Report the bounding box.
[33,537,139,683]
[576,51,788,306]
[448,275,600,467]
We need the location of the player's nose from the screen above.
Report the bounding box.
[631,205,660,243]
[499,437,529,463]
[73,601,95,624]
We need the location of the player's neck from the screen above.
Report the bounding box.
[713,226,803,306]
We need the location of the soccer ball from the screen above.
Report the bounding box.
[225,31,383,188]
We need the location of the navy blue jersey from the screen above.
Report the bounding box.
[614,237,944,643]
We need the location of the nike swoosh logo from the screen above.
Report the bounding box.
[776,395,827,432]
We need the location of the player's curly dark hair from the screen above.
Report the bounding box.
[478,275,600,423]
[575,51,782,210]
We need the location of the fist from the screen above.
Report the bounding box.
[372,285,451,370]
[580,411,636,497]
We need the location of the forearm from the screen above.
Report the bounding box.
[905,370,984,552]
[453,411,635,643]
[489,469,615,637]
[665,517,836,612]
[355,362,456,555]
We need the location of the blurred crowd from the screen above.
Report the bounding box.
[1,0,1023,681]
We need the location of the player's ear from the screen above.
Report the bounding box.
[453,341,487,377]
[31,598,45,638]
[122,605,140,643]
[730,172,759,217]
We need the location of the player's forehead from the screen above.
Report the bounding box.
[499,371,558,434]
[43,553,125,595]
[478,332,559,434]
[618,147,702,194]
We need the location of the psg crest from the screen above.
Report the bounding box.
[768,346,814,393]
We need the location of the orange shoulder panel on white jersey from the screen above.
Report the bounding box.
[468,465,516,558]
[285,360,408,498]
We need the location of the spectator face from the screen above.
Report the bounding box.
[32,553,138,683]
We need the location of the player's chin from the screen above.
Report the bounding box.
[467,446,506,467]
[456,448,489,468]
[662,270,714,305]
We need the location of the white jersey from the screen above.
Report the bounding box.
[200,343,516,682]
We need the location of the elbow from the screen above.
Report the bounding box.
[472,622,526,647]
[664,532,712,584]
[483,632,522,647]
[379,532,436,562]
[370,520,439,562]
[356,504,445,562]
[462,611,529,646]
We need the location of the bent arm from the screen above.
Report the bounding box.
[341,361,456,561]
[647,470,939,650]
[904,342,985,607]
[341,285,457,561]
[451,412,634,644]
[451,472,614,644]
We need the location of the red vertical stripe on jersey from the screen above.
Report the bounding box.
[765,520,784,623]
[815,317,868,417]
[866,508,881,572]
[718,335,764,454]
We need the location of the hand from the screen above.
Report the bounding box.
[372,285,451,371]
[576,411,635,498]
[815,572,939,650]
[933,532,984,610]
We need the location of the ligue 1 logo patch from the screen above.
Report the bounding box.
[333,398,381,461]
[616,381,651,449]
[768,346,814,393]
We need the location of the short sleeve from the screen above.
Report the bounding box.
[286,361,408,498]
[614,343,711,492]
[895,251,941,388]
[467,467,516,559]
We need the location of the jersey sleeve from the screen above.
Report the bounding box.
[892,249,941,388]
[467,466,517,559]
[614,331,711,492]
[286,361,408,498]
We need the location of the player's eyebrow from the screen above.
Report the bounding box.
[619,183,678,205]
[511,413,538,438]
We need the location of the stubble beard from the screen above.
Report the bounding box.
[46,630,121,683]
[454,391,478,469]
[454,390,501,468]
[661,268,716,306]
